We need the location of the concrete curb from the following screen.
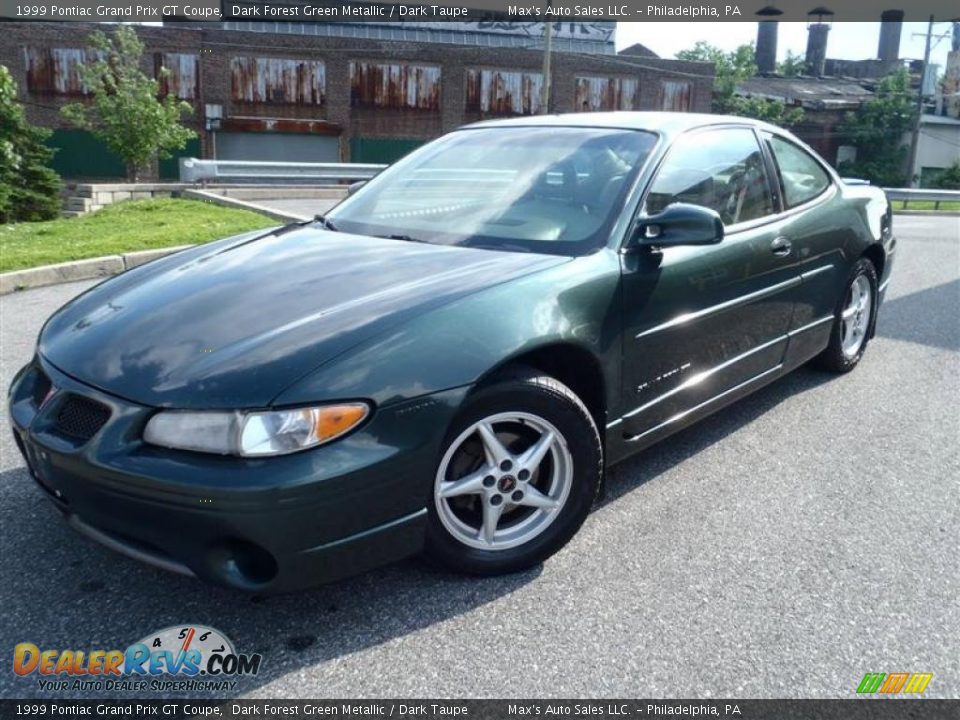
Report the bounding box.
[182,188,310,223]
[1,192,297,296]
[893,210,960,217]
[0,245,195,296]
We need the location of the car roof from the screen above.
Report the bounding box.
[462,111,784,138]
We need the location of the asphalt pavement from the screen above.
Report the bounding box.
[0,215,957,699]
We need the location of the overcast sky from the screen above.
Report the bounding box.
[616,21,953,72]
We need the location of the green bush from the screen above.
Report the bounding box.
[931,162,960,190]
[0,65,62,222]
[836,70,916,187]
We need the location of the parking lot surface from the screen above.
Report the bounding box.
[0,215,957,698]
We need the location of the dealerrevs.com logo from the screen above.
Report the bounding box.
[13,625,262,693]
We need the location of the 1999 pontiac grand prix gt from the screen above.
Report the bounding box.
[9,113,895,592]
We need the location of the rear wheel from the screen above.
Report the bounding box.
[425,371,602,575]
[814,258,878,373]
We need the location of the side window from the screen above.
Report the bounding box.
[765,134,831,208]
[645,128,773,226]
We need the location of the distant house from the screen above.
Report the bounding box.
[734,76,874,165]
[736,18,960,186]
[911,115,960,186]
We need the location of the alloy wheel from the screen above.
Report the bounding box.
[434,412,573,551]
[840,274,872,359]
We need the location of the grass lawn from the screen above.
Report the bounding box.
[0,198,277,273]
[893,200,960,212]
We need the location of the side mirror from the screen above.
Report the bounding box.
[631,203,724,249]
[347,180,367,196]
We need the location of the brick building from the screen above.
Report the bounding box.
[0,21,714,179]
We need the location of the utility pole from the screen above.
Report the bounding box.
[906,15,935,187]
[540,17,553,114]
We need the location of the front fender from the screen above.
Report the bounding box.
[272,251,623,409]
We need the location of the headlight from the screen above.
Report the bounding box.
[143,403,370,457]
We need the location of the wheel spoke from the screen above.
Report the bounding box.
[480,500,504,544]
[438,468,489,499]
[517,430,555,473]
[841,305,857,320]
[477,422,512,468]
[517,484,560,510]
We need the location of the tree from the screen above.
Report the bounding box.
[0,65,62,223]
[837,69,916,187]
[676,42,804,126]
[61,26,195,182]
[777,51,806,77]
[930,161,960,190]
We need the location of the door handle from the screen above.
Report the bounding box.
[770,237,792,256]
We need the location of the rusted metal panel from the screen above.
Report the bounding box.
[155,53,198,101]
[660,80,693,112]
[465,69,542,115]
[220,116,341,136]
[23,47,93,95]
[350,62,441,111]
[231,57,326,105]
[574,76,640,111]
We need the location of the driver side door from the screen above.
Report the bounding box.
[616,126,800,443]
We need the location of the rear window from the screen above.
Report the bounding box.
[765,134,832,208]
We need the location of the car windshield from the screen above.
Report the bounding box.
[327,126,658,255]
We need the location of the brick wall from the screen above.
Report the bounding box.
[1,22,715,170]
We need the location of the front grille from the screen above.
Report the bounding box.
[31,369,52,408]
[55,395,111,441]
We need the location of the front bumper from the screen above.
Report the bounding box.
[9,357,466,592]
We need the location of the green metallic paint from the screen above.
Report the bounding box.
[9,112,895,590]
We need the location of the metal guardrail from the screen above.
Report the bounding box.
[178,159,960,209]
[179,158,387,184]
[882,187,960,210]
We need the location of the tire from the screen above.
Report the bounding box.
[425,369,602,576]
[813,257,878,373]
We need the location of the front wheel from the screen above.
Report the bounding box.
[813,257,878,373]
[425,371,602,576]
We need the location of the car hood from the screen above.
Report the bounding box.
[39,226,567,408]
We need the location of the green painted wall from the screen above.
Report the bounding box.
[350,137,424,164]
[46,129,125,179]
[45,130,200,180]
[159,138,201,179]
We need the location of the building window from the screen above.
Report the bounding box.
[24,47,94,95]
[465,69,543,116]
[575,76,640,111]
[155,53,199,101]
[230,57,326,105]
[659,80,692,112]
[350,62,441,111]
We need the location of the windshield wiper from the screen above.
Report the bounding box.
[313,215,339,232]
[377,233,429,243]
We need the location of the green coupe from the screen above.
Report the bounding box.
[9,113,895,591]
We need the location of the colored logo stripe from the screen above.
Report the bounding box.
[857,672,933,694]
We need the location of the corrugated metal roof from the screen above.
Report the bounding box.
[736,77,873,109]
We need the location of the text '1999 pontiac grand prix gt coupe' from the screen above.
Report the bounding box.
[9,113,895,592]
